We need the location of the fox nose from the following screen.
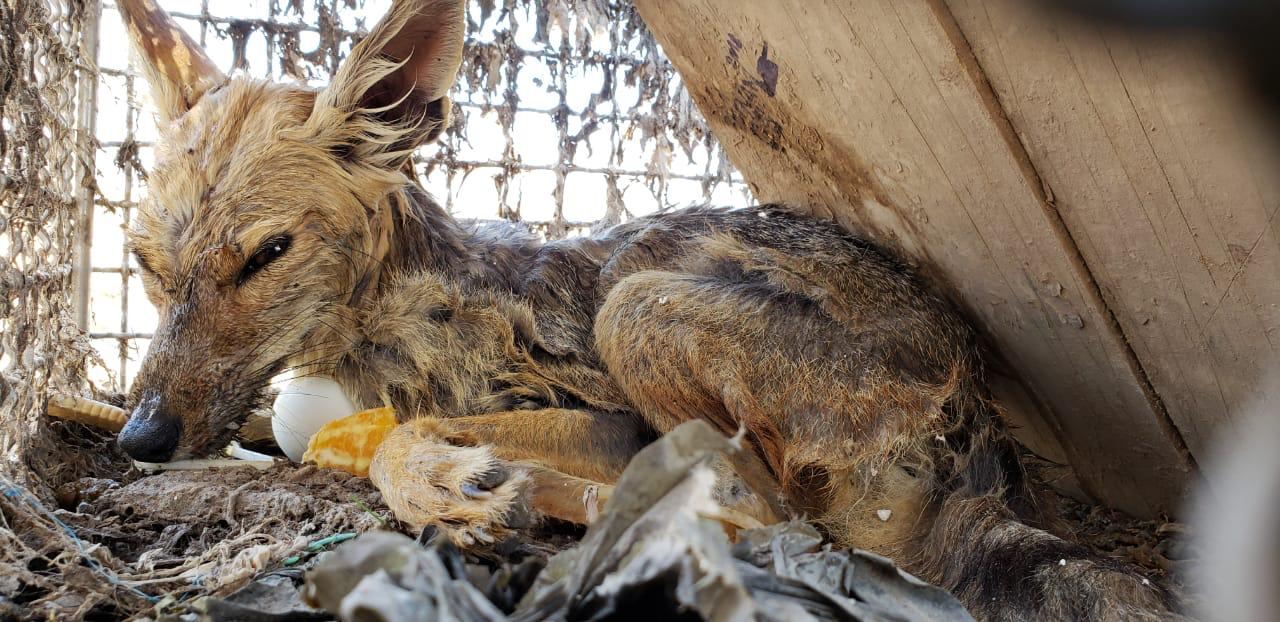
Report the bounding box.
[118,392,181,463]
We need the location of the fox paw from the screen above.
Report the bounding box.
[368,419,530,546]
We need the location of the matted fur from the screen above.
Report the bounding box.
[116,0,1181,619]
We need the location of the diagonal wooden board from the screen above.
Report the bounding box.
[946,0,1280,463]
[634,0,1213,516]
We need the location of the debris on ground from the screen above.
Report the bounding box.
[298,421,973,622]
[0,461,391,620]
[1056,492,1196,611]
[0,415,1193,621]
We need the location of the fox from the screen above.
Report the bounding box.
[112,0,1182,619]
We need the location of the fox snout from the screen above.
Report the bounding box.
[118,390,183,462]
[119,305,282,461]
[121,334,289,460]
[120,351,279,461]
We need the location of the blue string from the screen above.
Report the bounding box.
[2,481,160,603]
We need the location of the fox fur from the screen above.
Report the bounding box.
[114,0,1182,618]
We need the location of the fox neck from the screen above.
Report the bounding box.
[361,182,537,298]
[296,183,515,396]
[366,184,472,290]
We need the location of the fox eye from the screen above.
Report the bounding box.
[237,235,291,286]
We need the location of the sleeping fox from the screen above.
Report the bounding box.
[113,0,1180,618]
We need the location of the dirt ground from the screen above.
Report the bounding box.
[0,419,1195,621]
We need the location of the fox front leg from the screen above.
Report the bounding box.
[370,417,527,545]
[368,411,641,544]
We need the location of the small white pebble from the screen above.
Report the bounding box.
[876,509,892,522]
[1142,578,1150,586]
[1058,559,1067,566]
[758,211,769,218]
[935,435,945,442]
[658,296,669,304]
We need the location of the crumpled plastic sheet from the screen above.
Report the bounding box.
[222,421,972,621]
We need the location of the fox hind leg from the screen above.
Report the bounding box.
[594,268,954,553]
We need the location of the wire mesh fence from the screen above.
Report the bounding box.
[0,0,100,486]
[87,0,753,391]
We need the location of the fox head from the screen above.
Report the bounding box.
[115,0,465,461]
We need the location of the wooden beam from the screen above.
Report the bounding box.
[635,0,1197,516]
[947,0,1280,461]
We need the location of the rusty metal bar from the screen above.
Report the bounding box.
[72,0,102,329]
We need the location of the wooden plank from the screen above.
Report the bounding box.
[634,0,1194,516]
[945,0,1280,461]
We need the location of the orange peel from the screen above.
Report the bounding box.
[301,406,397,477]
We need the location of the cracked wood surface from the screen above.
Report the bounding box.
[945,0,1280,462]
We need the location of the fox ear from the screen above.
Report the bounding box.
[311,0,465,165]
[118,0,226,122]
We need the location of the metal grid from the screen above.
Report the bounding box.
[1,0,100,481]
[87,0,753,391]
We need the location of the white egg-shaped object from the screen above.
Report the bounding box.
[272,376,358,462]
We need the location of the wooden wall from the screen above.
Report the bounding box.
[635,0,1280,516]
